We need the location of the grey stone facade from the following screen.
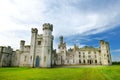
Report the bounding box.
[0,23,112,68]
[0,46,13,67]
[55,36,112,65]
[18,23,54,68]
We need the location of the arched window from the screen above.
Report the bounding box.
[24,56,27,61]
[79,60,81,64]
[95,60,97,64]
[83,60,85,64]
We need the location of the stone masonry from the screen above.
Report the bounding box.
[0,23,112,67]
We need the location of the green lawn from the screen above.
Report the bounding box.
[0,65,120,80]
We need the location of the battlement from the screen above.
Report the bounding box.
[43,23,53,31]
[100,40,104,42]
[20,40,25,46]
[100,40,109,45]
[0,46,13,53]
[59,36,63,44]
[31,28,38,33]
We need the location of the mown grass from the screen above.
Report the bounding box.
[0,65,120,80]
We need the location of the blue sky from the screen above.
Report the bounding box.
[0,0,120,61]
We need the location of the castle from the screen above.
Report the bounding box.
[0,23,112,67]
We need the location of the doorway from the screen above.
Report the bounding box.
[90,60,92,64]
[35,56,40,67]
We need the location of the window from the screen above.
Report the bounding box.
[83,55,85,58]
[79,60,81,63]
[24,56,27,61]
[83,52,85,55]
[107,50,109,53]
[79,55,81,58]
[30,56,32,61]
[95,60,97,64]
[38,41,41,45]
[88,55,91,58]
[83,60,85,64]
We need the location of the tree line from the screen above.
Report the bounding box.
[112,61,120,65]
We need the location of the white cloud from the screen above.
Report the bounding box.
[111,49,120,61]
[0,0,120,50]
[111,49,120,53]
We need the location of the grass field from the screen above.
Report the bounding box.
[0,65,120,80]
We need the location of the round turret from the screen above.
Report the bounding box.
[43,23,53,31]
[100,40,104,44]
[59,36,63,44]
[20,40,25,51]
[20,40,25,46]
[31,28,38,33]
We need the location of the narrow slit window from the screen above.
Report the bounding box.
[38,41,41,45]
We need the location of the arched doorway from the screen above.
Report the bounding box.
[90,60,92,64]
[35,56,40,67]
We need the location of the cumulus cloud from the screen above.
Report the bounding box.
[111,49,120,53]
[44,0,120,36]
[111,49,120,61]
[0,0,120,49]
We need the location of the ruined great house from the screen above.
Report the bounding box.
[0,23,112,67]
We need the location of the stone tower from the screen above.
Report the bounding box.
[20,40,25,52]
[41,23,53,67]
[29,28,38,67]
[29,24,53,68]
[100,40,112,65]
[58,36,67,65]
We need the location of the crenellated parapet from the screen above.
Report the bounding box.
[100,40,110,49]
[59,36,63,44]
[31,28,38,33]
[20,40,25,46]
[43,23,53,31]
[99,40,111,65]
[58,36,66,49]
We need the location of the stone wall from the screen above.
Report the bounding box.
[55,36,112,66]
[0,46,13,67]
